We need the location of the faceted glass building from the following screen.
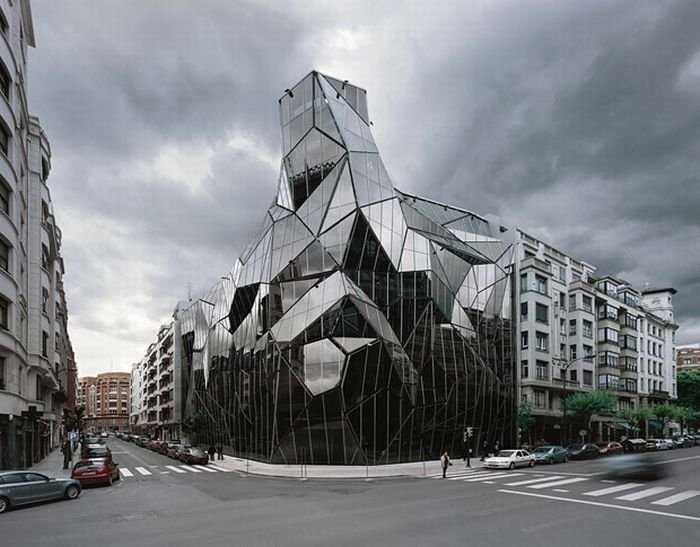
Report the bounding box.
[178,71,516,464]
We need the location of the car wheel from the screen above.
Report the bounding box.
[65,485,80,500]
[529,460,535,467]
[114,471,121,481]
[0,496,9,514]
[564,455,568,462]
[107,474,113,486]
[548,457,554,465]
[509,462,515,470]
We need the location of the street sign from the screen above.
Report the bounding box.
[68,431,78,441]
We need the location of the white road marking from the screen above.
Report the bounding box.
[553,489,569,493]
[527,477,589,489]
[465,473,523,482]
[498,489,700,522]
[160,471,170,474]
[165,465,186,474]
[504,475,565,486]
[448,471,495,480]
[583,483,643,497]
[180,465,203,473]
[616,487,673,501]
[120,468,134,477]
[206,464,231,472]
[135,467,152,476]
[193,465,218,473]
[651,491,700,506]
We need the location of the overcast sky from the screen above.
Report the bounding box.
[28,0,700,377]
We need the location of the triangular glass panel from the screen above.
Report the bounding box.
[318,212,355,265]
[296,157,343,235]
[343,211,395,273]
[273,239,337,283]
[321,159,356,232]
[269,214,314,281]
[313,74,343,144]
[321,74,370,125]
[333,337,377,353]
[399,230,431,272]
[276,162,294,211]
[349,152,393,206]
[363,198,406,271]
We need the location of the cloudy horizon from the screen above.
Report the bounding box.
[28,0,700,377]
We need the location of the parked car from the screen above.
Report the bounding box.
[532,445,568,465]
[83,445,112,460]
[178,447,209,465]
[99,432,109,438]
[621,438,647,453]
[646,439,668,451]
[159,440,181,455]
[0,471,81,514]
[484,449,535,470]
[146,439,162,451]
[71,458,120,487]
[595,442,624,456]
[662,439,676,450]
[82,436,105,446]
[671,435,693,448]
[566,443,600,460]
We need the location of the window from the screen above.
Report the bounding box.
[598,327,619,345]
[599,351,619,367]
[0,61,9,100]
[0,181,8,214]
[569,295,576,310]
[598,304,618,320]
[535,360,549,380]
[621,335,637,351]
[583,345,593,362]
[42,331,49,357]
[520,274,528,293]
[0,122,9,156]
[0,238,8,271]
[41,245,49,269]
[535,303,548,324]
[569,369,577,382]
[0,296,8,329]
[570,344,577,360]
[569,319,576,335]
[535,332,548,352]
[521,360,529,378]
[534,390,546,408]
[624,315,638,330]
[35,375,43,401]
[582,320,593,338]
[559,292,566,309]
[534,274,547,295]
[42,288,49,313]
[520,302,528,320]
[521,331,529,349]
[0,356,5,390]
[582,295,593,312]
[559,266,566,281]
[583,370,593,386]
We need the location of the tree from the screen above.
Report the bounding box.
[181,412,208,444]
[62,406,85,433]
[617,406,654,437]
[517,402,535,445]
[677,371,700,411]
[564,390,617,438]
[651,403,682,433]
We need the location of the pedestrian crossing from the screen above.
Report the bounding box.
[427,468,700,508]
[119,464,232,478]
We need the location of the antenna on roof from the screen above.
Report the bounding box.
[188,282,192,302]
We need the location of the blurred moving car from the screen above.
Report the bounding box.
[620,438,647,453]
[600,453,669,481]
[71,458,120,487]
[0,471,81,514]
[595,442,624,456]
[484,449,535,469]
[159,440,181,455]
[532,445,568,465]
[566,443,600,460]
[178,447,209,465]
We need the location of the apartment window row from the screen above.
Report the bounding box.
[520,273,548,295]
[598,304,618,321]
[598,327,619,345]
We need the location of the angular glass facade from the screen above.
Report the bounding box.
[177,72,516,464]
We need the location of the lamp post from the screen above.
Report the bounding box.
[554,355,591,446]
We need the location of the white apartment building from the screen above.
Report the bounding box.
[0,0,75,470]
[516,231,678,444]
[131,323,179,439]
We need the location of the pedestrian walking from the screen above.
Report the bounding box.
[480,439,489,462]
[61,440,72,470]
[208,443,216,462]
[440,450,451,478]
[216,442,224,460]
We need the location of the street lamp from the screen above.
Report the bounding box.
[554,355,592,446]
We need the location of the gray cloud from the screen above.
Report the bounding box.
[28,0,700,374]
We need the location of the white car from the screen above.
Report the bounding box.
[484,449,535,469]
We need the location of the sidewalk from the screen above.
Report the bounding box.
[30,446,76,479]
[212,454,488,479]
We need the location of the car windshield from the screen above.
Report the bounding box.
[497,450,516,457]
[74,460,103,469]
[533,447,552,453]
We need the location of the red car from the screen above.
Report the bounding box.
[596,442,624,456]
[71,458,120,486]
[178,447,209,465]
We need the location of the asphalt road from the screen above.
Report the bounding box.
[3,438,699,546]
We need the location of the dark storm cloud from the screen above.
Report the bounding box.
[27,0,700,373]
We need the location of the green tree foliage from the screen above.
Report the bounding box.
[564,390,618,429]
[651,403,682,427]
[617,406,654,436]
[62,406,85,432]
[677,371,700,410]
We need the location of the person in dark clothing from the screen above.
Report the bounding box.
[216,443,224,460]
[61,440,72,469]
[440,451,451,478]
[208,444,216,462]
[480,440,489,462]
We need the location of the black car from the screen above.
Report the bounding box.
[566,443,600,460]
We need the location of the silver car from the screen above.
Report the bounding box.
[0,471,81,514]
